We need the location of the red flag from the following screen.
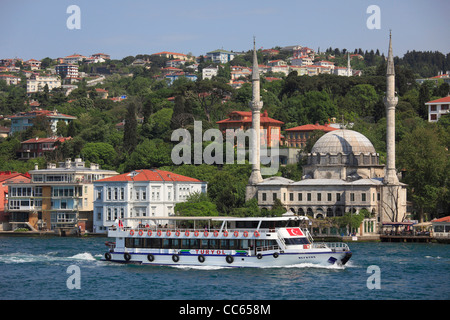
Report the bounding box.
[118,220,123,228]
[286,228,303,236]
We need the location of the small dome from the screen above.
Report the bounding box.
[311,129,376,154]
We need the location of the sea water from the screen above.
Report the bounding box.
[0,236,448,300]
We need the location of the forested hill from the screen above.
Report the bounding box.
[397,50,450,78]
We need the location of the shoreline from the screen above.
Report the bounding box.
[1,231,445,243]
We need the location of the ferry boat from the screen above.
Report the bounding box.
[103,215,352,267]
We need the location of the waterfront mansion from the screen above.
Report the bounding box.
[93,169,207,233]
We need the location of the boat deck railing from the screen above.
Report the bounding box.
[255,245,281,253]
[109,226,283,237]
[312,242,350,252]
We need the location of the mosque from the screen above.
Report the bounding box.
[246,35,408,236]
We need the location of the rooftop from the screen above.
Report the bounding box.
[96,169,203,183]
[426,96,450,104]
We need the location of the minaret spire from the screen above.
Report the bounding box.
[384,31,399,184]
[246,37,264,199]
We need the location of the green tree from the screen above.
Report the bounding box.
[175,192,219,217]
[81,142,117,169]
[398,125,449,220]
[123,100,138,153]
[123,139,172,172]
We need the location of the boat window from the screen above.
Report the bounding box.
[162,239,170,249]
[209,239,219,249]
[255,239,277,247]
[220,239,228,249]
[283,237,310,245]
[236,221,259,229]
[181,239,190,249]
[171,239,180,249]
[189,239,199,248]
[200,239,208,249]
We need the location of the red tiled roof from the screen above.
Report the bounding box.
[0,171,30,183]
[96,169,202,183]
[216,111,284,125]
[21,137,71,144]
[426,96,450,104]
[286,123,338,132]
[432,216,450,223]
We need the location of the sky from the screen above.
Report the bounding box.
[1,0,449,61]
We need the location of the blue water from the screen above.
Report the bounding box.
[0,236,449,300]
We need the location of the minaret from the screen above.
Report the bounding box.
[384,31,399,184]
[246,38,264,200]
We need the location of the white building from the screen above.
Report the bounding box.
[206,49,235,64]
[26,74,61,93]
[202,65,218,80]
[291,56,313,66]
[426,96,450,122]
[93,169,207,233]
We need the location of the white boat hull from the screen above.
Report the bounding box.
[103,249,352,268]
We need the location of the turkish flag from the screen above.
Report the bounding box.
[118,220,123,228]
[286,228,303,236]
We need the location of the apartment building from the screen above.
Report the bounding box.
[6,159,118,233]
[26,74,61,94]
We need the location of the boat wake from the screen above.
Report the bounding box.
[0,252,97,264]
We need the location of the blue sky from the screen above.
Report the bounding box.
[1,0,449,60]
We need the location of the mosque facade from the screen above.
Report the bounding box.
[247,35,408,236]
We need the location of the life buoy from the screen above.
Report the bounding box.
[185,230,190,236]
[166,230,171,236]
[105,252,111,261]
[257,253,262,260]
[273,252,279,259]
[233,230,239,237]
[147,230,152,236]
[223,230,228,237]
[213,230,219,237]
[226,255,234,264]
[147,254,155,262]
[204,230,209,237]
[129,230,134,236]
[198,255,205,263]
[172,254,180,263]
[254,231,260,237]
[138,229,143,236]
[175,230,180,236]
[157,230,162,236]
[194,230,199,237]
[124,253,131,262]
[243,231,249,237]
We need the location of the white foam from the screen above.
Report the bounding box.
[69,252,96,261]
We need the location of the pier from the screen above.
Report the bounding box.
[380,234,433,243]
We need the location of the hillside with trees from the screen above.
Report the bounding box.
[0,48,448,220]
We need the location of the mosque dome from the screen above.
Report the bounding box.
[311,129,376,155]
[304,129,383,180]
